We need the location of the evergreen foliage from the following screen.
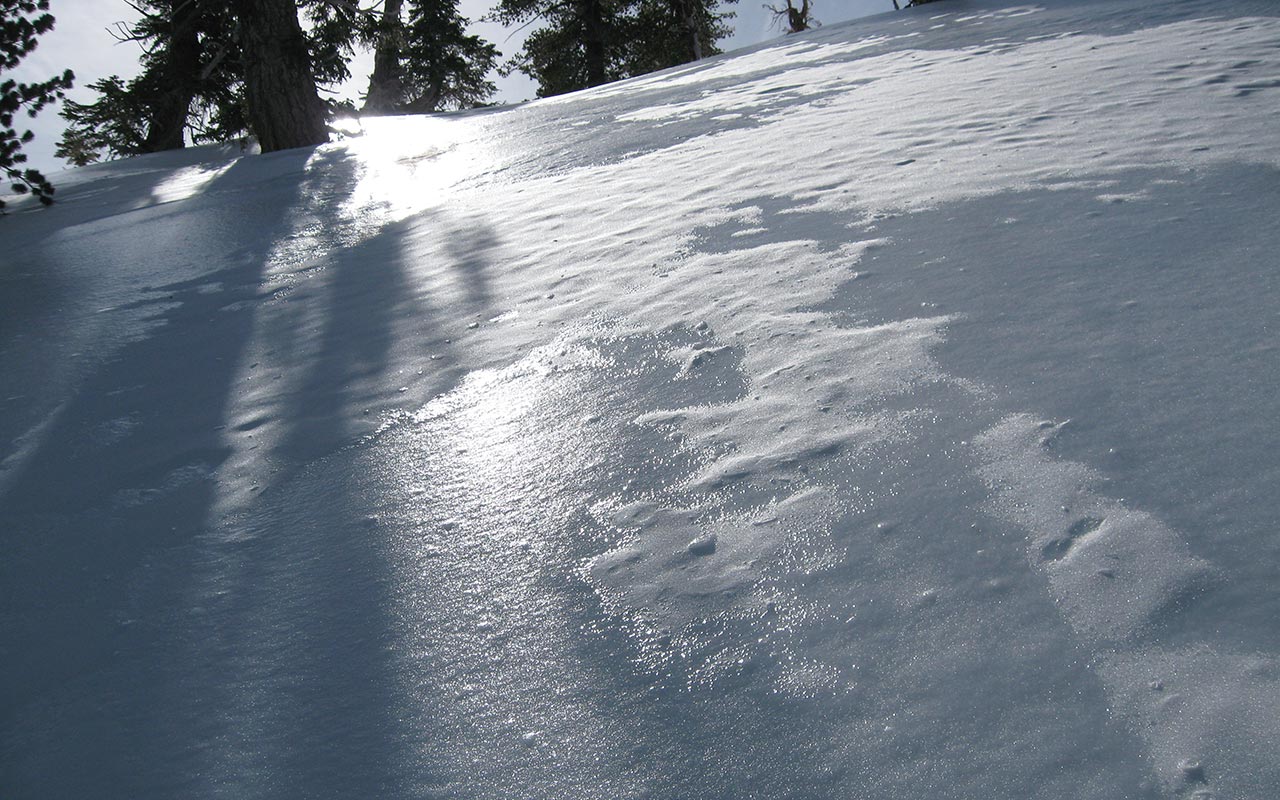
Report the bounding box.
[52,119,99,167]
[57,77,148,163]
[400,0,498,112]
[624,0,736,73]
[55,0,504,162]
[48,0,740,167]
[494,0,621,96]
[495,0,735,98]
[58,0,345,164]
[57,1,247,163]
[1,0,73,211]
[361,0,499,115]
[301,0,368,89]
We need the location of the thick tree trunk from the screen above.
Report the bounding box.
[234,0,329,152]
[401,85,441,114]
[362,0,406,114]
[142,0,201,151]
[579,0,608,87]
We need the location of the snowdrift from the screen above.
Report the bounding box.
[3,0,1279,797]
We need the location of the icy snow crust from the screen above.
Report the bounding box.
[3,0,1280,797]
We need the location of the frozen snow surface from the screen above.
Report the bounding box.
[3,0,1280,797]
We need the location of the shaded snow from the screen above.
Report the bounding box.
[3,0,1280,797]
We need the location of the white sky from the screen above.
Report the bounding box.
[10,0,888,173]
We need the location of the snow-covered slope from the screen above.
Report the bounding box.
[3,0,1280,797]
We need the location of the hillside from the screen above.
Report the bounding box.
[3,0,1279,797]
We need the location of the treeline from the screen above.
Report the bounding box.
[3,0,942,208]
[51,0,740,166]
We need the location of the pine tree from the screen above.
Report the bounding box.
[59,0,342,163]
[58,1,246,163]
[52,118,100,167]
[400,0,498,112]
[58,76,149,162]
[137,0,202,151]
[493,0,627,96]
[57,0,497,162]
[495,0,734,98]
[1,0,73,211]
[362,0,407,113]
[301,0,368,91]
[624,0,735,74]
[360,0,498,115]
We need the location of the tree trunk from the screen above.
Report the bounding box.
[579,0,608,87]
[674,0,702,62]
[362,0,406,114]
[401,84,441,114]
[786,0,810,33]
[234,0,329,152]
[142,0,202,151]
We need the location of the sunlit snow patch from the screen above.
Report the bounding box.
[336,114,497,224]
[149,161,237,204]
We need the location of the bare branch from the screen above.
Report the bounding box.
[198,41,231,81]
[504,15,543,43]
[311,0,379,20]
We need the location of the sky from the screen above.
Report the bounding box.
[9,0,889,175]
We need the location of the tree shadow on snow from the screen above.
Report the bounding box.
[499,0,1279,180]
[0,144,456,798]
[159,204,507,798]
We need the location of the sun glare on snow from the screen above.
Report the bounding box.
[332,114,495,225]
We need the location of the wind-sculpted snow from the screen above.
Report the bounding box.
[3,0,1280,797]
[979,416,1280,798]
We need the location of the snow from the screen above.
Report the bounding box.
[3,0,1280,797]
